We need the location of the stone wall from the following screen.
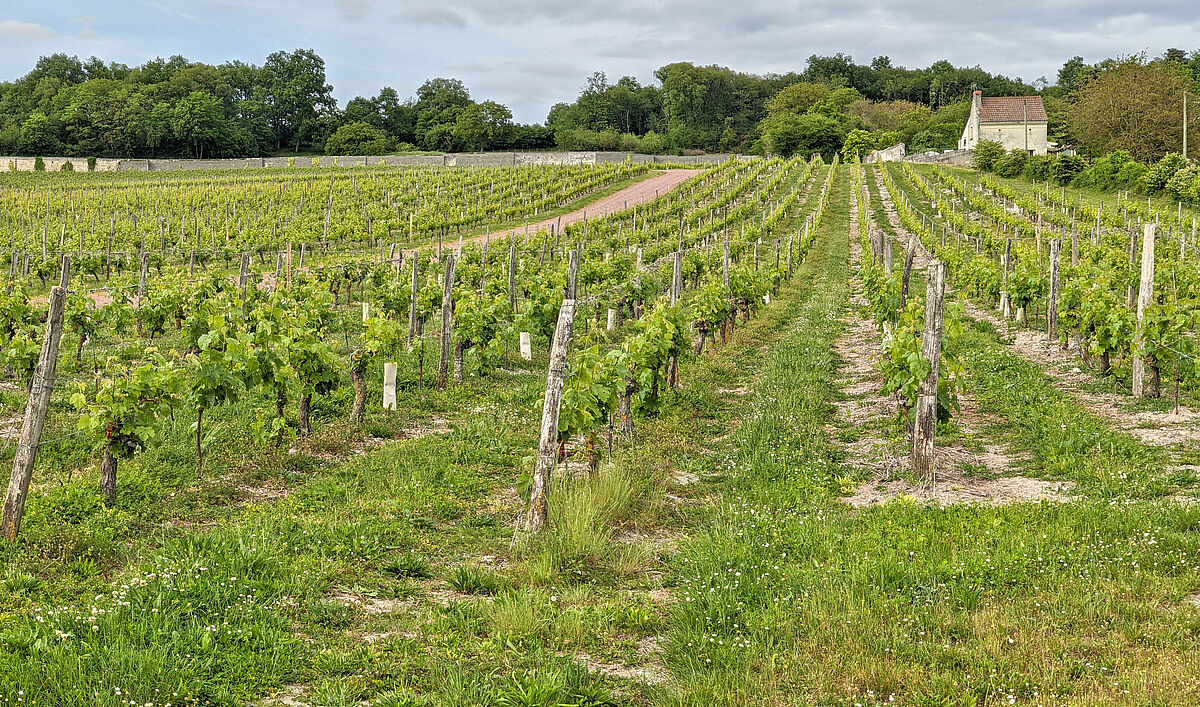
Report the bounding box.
[864,143,906,164]
[904,149,974,166]
[0,156,123,172]
[0,151,735,173]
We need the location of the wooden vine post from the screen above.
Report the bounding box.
[1048,238,1060,341]
[1132,223,1156,397]
[899,235,916,309]
[516,252,578,537]
[912,260,946,485]
[436,254,456,389]
[3,258,69,541]
[407,254,419,344]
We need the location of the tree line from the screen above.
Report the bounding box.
[2,48,1198,161]
[0,49,554,159]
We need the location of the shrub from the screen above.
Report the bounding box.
[993,148,1029,178]
[1165,164,1200,202]
[86,156,97,171]
[33,157,45,171]
[324,121,395,155]
[60,161,73,172]
[1074,150,1138,190]
[1141,152,1189,193]
[972,140,1004,171]
[1024,154,1056,181]
[1052,154,1085,185]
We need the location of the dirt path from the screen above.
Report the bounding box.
[840,177,1071,506]
[456,169,701,248]
[870,168,1200,454]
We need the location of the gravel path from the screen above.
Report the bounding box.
[463,169,702,246]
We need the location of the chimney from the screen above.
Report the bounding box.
[973,90,983,142]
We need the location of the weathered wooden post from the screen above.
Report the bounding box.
[137,252,149,305]
[3,258,69,540]
[515,252,578,537]
[671,251,683,306]
[508,236,517,312]
[1132,224,1156,397]
[437,254,456,389]
[407,255,419,344]
[912,260,946,485]
[900,236,916,309]
[1048,238,1060,340]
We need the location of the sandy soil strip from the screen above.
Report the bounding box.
[462,169,701,247]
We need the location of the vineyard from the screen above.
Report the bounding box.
[2,156,1200,706]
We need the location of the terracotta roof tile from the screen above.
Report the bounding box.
[979,96,1046,123]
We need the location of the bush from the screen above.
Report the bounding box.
[1052,154,1085,185]
[993,148,1029,178]
[86,156,97,171]
[1024,154,1056,182]
[1074,150,1139,190]
[1165,164,1200,202]
[972,140,1005,171]
[33,157,45,171]
[324,121,395,155]
[1141,153,1189,194]
[60,161,73,172]
[639,131,669,154]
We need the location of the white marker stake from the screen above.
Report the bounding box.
[520,332,533,361]
[362,302,370,322]
[383,363,397,410]
[607,309,616,331]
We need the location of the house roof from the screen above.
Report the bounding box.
[979,96,1047,123]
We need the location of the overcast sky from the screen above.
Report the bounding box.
[0,2,1196,122]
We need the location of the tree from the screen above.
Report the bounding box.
[453,100,514,151]
[324,121,394,155]
[765,82,831,117]
[1054,56,1091,96]
[172,90,227,158]
[841,129,877,160]
[414,77,473,150]
[17,112,59,154]
[1068,58,1200,162]
[760,112,845,157]
[262,48,335,152]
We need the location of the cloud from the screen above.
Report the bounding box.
[0,20,54,38]
[400,4,467,28]
[337,0,368,21]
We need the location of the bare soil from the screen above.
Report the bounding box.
[451,170,700,250]
[839,181,1065,506]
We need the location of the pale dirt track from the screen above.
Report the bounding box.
[458,169,702,248]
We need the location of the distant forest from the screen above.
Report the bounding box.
[0,48,1197,160]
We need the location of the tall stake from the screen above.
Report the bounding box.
[912,260,946,485]
[516,252,578,537]
[437,254,457,389]
[3,259,69,540]
[1132,224,1156,397]
[1048,238,1061,341]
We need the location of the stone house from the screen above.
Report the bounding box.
[959,91,1048,155]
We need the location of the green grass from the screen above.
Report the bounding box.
[6,162,1200,705]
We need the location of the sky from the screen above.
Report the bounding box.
[0,1,1197,123]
